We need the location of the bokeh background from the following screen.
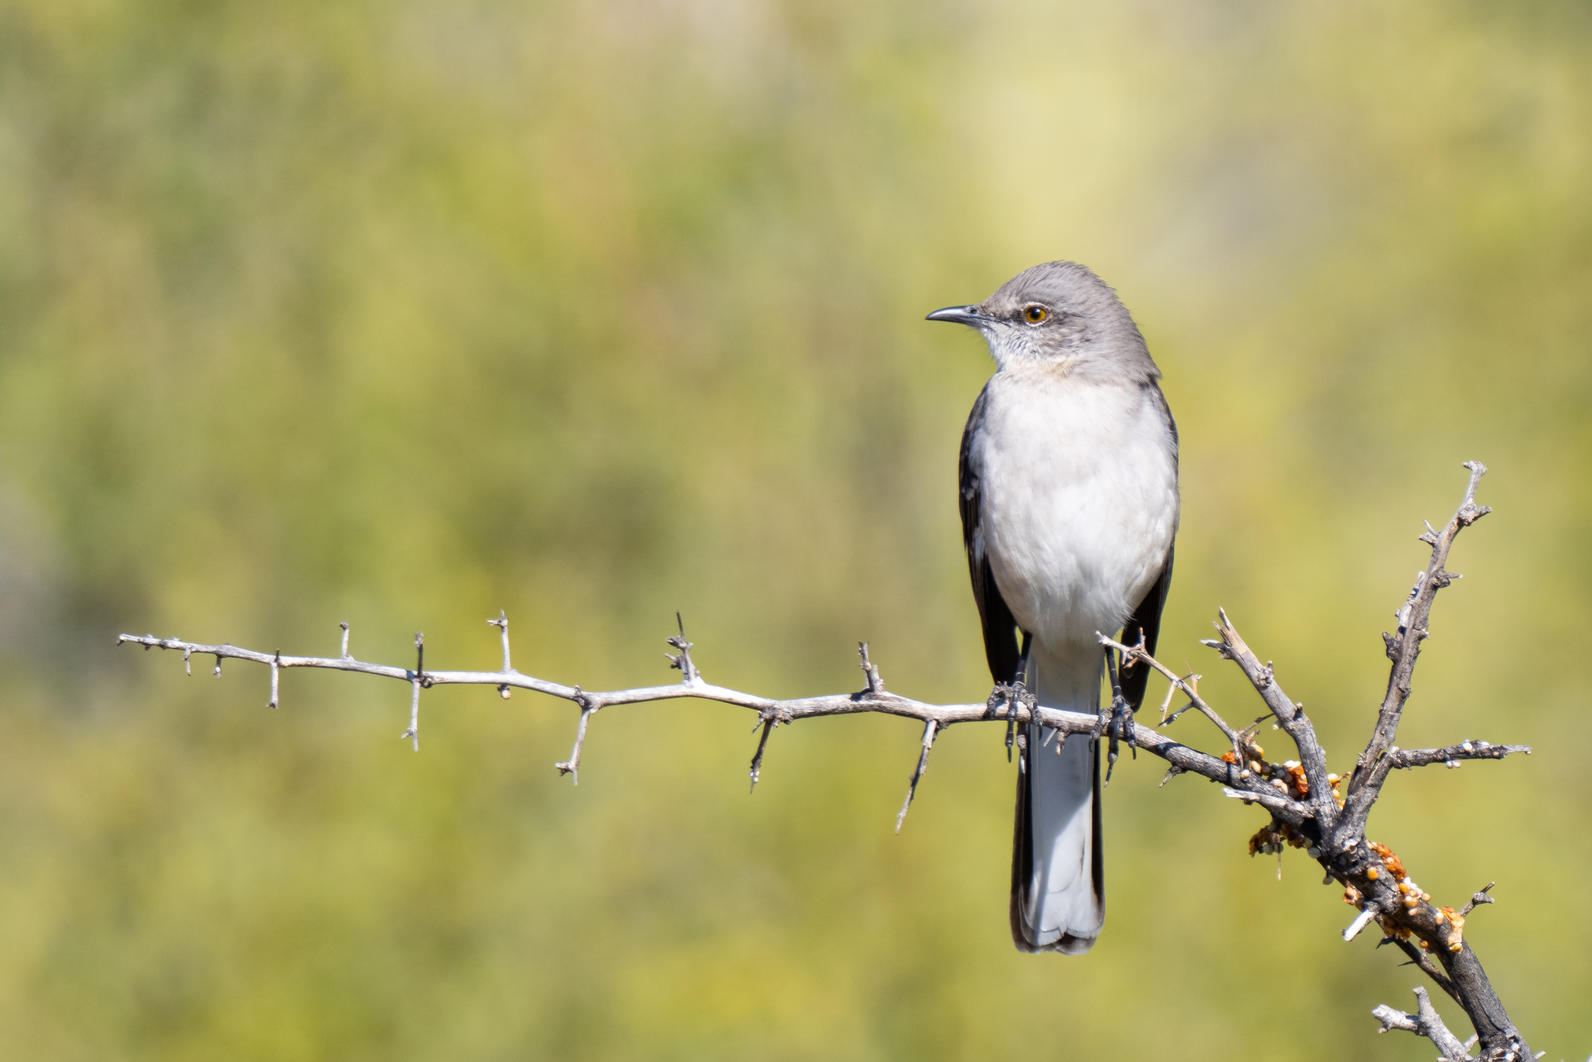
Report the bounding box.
[3,1,1589,1059]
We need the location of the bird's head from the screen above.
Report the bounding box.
[926,260,1158,381]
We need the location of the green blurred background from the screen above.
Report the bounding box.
[3,1,1588,1058]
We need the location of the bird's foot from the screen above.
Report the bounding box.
[1099,689,1137,783]
[989,680,1036,763]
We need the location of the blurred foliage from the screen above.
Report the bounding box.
[1,0,1589,1058]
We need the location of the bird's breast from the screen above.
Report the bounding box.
[974,369,1179,651]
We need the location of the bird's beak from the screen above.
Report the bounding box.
[925,304,988,327]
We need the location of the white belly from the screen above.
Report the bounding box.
[974,368,1179,654]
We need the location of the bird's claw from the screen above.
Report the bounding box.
[1099,689,1136,783]
[989,680,1036,763]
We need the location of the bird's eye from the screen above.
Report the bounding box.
[1023,305,1048,324]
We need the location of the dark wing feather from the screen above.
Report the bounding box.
[960,383,1022,684]
[1118,382,1178,713]
[1118,547,1173,712]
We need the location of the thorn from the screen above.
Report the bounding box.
[1459,881,1496,916]
[490,610,512,674]
[404,662,422,751]
[857,642,884,694]
[1343,906,1378,941]
[748,715,776,792]
[555,699,595,785]
[666,613,700,685]
[895,720,939,833]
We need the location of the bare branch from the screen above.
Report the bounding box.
[1201,612,1338,826]
[1099,633,1244,764]
[116,462,1534,1059]
[1373,987,1474,1062]
[1386,933,1459,999]
[114,631,1252,796]
[1342,460,1491,825]
[1384,742,1531,771]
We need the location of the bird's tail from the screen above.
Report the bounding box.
[1010,648,1104,954]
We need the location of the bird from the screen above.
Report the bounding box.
[927,261,1179,953]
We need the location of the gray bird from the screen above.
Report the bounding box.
[928,261,1179,953]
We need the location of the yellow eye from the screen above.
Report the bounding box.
[1023,305,1048,324]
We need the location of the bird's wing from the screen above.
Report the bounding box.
[1119,382,1178,712]
[1119,546,1173,713]
[960,383,1022,684]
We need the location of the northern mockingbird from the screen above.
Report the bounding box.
[928,261,1179,953]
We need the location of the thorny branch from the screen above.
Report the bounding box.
[118,462,1534,1060]
[1374,987,1475,1062]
